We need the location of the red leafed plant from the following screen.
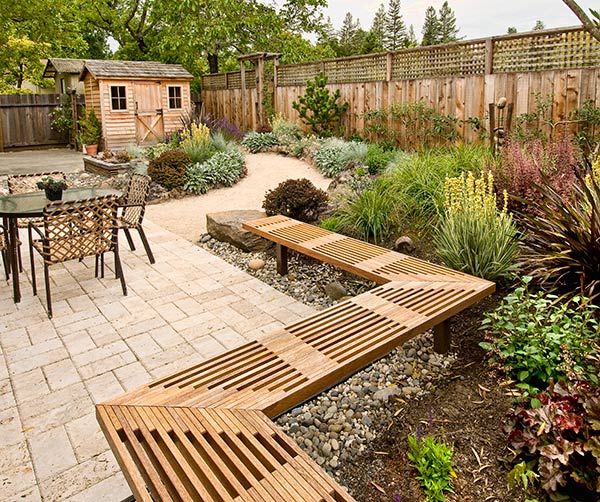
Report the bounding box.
[491,137,580,215]
[505,380,600,499]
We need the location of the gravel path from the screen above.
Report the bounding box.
[144,152,330,241]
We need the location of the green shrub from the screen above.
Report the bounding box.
[184,149,246,194]
[292,72,348,137]
[505,380,600,499]
[408,433,455,502]
[365,143,395,174]
[386,145,488,236]
[335,178,397,243]
[147,149,192,190]
[145,142,175,160]
[211,130,237,153]
[263,178,328,222]
[434,171,519,280]
[480,278,600,397]
[312,138,367,177]
[271,113,301,140]
[241,131,279,153]
[519,169,600,300]
[320,216,343,232]
[180,123,215,163]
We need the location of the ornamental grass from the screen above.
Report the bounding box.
[435,171,520,281]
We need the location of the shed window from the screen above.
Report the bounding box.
[168,86,182,109]
[110,86,127,110]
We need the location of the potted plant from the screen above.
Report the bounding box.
[77,108,102,156]
[37,176,68,201]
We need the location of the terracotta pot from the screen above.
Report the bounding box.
[85,144,98,156]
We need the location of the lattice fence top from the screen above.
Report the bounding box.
[201,69,256,90]
[392,41,486,79]
[493,28,600,72]
[201,26,600,90]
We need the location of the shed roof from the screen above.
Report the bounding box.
[43,58,85,78]
[80,60,193,81]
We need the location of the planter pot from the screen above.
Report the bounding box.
[85,144,99,156]
[45,189,63,201]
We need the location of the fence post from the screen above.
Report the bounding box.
[386,52,393,82]
[273,56,279,114]
[257,56,264,127]
[485,38,494,74]
[240,64,247,132]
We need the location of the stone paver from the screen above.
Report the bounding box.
[0,219,317,501]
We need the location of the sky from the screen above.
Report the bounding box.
[323,0,598,40]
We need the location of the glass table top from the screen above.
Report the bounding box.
[0,188,121,217]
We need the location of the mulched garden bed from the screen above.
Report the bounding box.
[335,289,543,501]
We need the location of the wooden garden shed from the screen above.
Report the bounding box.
[79,60,193,151]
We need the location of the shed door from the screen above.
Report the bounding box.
[133,82,164,145]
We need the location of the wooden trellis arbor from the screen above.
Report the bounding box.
[238,52,280,130]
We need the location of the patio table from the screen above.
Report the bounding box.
[0,187,121,303]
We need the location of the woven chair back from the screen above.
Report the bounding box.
[121,174,150,228]
[40,195,118,265]
[7,171,67,194]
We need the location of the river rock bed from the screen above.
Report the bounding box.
[197,234,458,477]
[276,332,456,478]
[198,235,375,310]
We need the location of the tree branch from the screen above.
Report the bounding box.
[562,0,600,41]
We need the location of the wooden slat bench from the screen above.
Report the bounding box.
[242,215,488,285]
[99,219,495,501]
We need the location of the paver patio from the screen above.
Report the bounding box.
[0,219,316,501]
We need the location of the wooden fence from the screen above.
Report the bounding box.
[201,26,600,139]
[0,94,73,151]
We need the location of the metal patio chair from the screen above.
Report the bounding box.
[28,195,127,318]
[118,173,155,264]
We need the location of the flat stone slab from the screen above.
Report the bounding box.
[83,156,132,176]
[206,210,273,252]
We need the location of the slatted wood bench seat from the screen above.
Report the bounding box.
[98,405,353,502]
[243,215,493,286]
[100,275,494,501]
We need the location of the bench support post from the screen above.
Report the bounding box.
[433,320,451,353]
[276,244,288,275]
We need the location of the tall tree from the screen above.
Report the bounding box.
[421,6,439,46]
[0,0,89,91]
[437,1,461,43]
[562,0,600,41]
[405,25,418,48]
[532,20,546,31]
[371,3,387,50]
[338,12,363,56]
[384,0,407,50]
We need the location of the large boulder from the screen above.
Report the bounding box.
[206,210,273,252]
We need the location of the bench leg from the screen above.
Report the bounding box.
[276,244,288,275]
[433,320,451,353]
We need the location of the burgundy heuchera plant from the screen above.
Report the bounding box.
[506,380,600,497]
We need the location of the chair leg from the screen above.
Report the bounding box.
[1,250,8,280]
[123,228,135,251]
[101,253,105,279]
[17,243,23,273]
[28,227,37,296]
[137,226,155,264]
[114,249,127,296]
[44,263,52,319]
